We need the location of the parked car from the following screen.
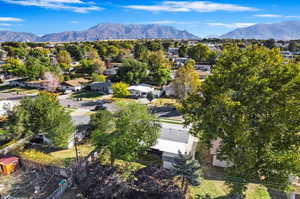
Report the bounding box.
[92,105,106,111]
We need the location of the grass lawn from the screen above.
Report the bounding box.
[71,90,103,100]
[191,180,271,199]
[152,98,179,107]
[0,85,39,94]
[18,144,95,167]
[158,118,184,125]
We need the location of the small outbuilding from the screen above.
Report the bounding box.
[0,156,19,175]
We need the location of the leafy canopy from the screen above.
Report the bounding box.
[9,92,75,148]
[90,103,161,164]
[181,45,300,192]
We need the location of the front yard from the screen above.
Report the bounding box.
[71,90,104,101]
[0,85,39,95]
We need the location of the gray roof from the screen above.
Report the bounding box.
[90,82,112,87]
[159,123,190,144]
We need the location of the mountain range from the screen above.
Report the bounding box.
[0,24,199,42]
[221,20,300,40]
[2,21,300,42]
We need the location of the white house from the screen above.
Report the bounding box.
[128,84,155,98]
[151,123,198,169]
[281,51,294,59]
[0,100,19,116]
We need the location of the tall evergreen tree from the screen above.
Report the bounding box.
[172,151,202,194]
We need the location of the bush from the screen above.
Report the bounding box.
[112,82,130,97]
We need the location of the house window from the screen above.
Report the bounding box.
[295,194,300,199]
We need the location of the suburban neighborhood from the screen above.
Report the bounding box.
[0,1,300,198]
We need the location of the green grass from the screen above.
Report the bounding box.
[0,85,39,94]
[19,144,95,167]
[191,180,230,198]
[191,180,271,199]
[158,118,184,124]
[71,90,103,100]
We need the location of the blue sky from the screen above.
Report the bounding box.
[0,0,299,37]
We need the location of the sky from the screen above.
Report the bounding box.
[0,0,300,37]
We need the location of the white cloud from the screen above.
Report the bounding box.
[254,14,282,18]
[254,14,300,19]
[1,0,102,13]
[71,20,79,24]
[286,16,300,18]
[0,17,23,22]
[125,1,258,12]
[0,23,12,26]
[206,22,256,28]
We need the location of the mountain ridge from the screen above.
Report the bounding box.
[0,23,199,42]
[221,20,300,40]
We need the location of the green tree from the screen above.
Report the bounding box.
[263,39,276,49]
[179,45,189,57]
[134,43,148,59]
[8,92,75,147]
[112,82,130,97]
[146,50,172,86]
[66,45,84,61]
[188,43,211,63]
[91,103,161,164]
[181,45,300,197]
[117,58,149,84]
[24,57,48,80]
[172,151,202,194]
[57,50,72,66]
[172,59,201,100]
[91,73,107,82]
[2,58,25,76]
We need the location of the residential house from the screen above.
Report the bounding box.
[195,64,212,72]
[90,82,113,94]
[151,123,198,169]
[168,48,179,56]
[197,70,212,80]
[26,80,50,89]
[128,84,155,98]
[210,138,233,168]
[172,57,189,67]
[104,67,118,76]
[108,62,123,68]
[8,78,26,87]
[61,78,90,92]
[281,51,294,59]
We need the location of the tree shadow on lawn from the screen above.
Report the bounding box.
[72,91,103,99]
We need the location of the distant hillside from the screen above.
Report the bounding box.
[40,24,198,42]
[0,31,39,42]
[221,20,300,40]
[0,24,199,42]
